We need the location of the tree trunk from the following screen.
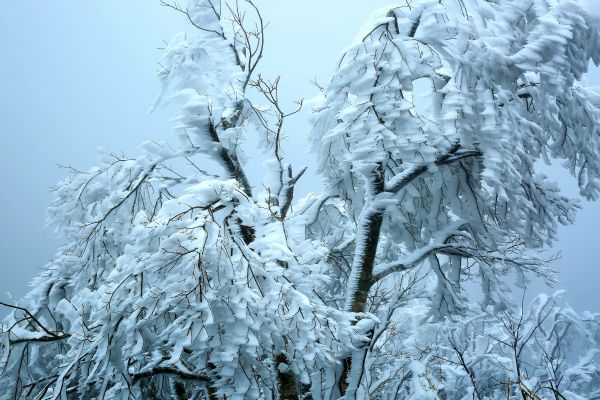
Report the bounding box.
[339,164,385,395]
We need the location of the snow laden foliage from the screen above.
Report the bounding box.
[0,2,362,399]
[367,292,600,399]
[307,0,600,397]
[1,0,600,399]
[310,0,600,318]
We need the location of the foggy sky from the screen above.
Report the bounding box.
[1,1,599,312]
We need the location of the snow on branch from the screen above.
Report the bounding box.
[385,144,482,193]
[372,221,466,282]
[3,0,600,399]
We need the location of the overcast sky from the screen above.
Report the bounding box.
[1,1,599,313]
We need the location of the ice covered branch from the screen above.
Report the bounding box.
[385,144,482,193]
[208,116,253,197]
[372,222,467,282]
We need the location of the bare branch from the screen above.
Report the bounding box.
[160,1,224,37]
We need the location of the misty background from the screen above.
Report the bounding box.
[1,2,599,312]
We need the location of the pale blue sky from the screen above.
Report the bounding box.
[0,1,599,312]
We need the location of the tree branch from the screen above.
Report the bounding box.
[371,222,466,282]
[0,301,62,339]
[130,366,213,386]
[385,144,482,193]
[208,116,253,198]
[279,165,307,220]
[9,334,71,346]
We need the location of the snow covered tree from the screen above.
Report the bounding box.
[1,0,600,399]
[367,291,600,399]
[308,0,600,397]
